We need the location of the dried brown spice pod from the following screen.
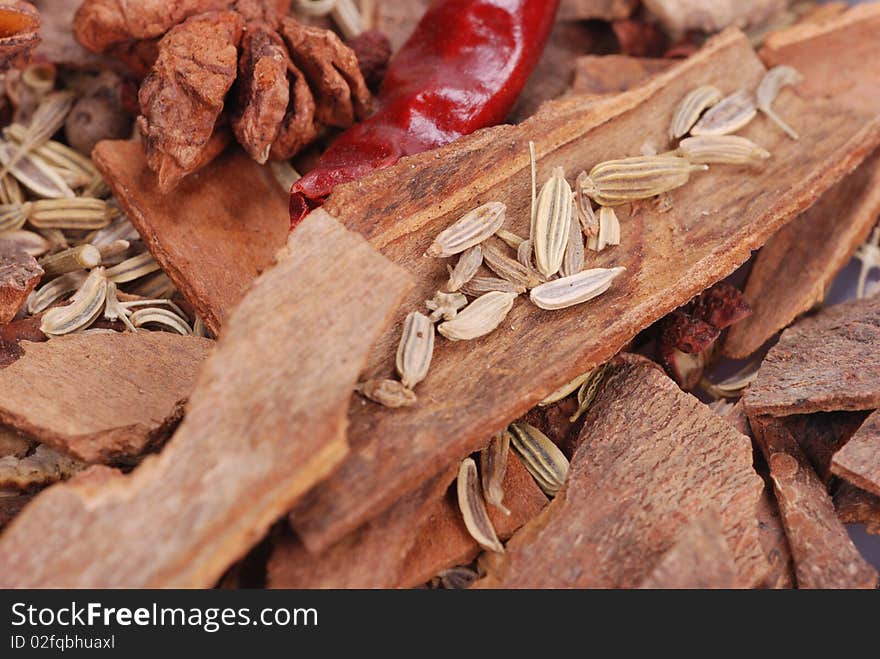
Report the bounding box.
[348,28,392,92]
[659,309,720,354]
[0,1,40,71]
[691,282,751,330]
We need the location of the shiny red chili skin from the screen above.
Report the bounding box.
[290,0,559,225]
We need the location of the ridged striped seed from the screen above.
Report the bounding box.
[561,213,585,277]
[669,85,723,139]
[40,267,108,336]
[447,245,482,292]
[539,370,592,406]
[481,431,511,515]
[0,175,23,205]
[495,228,525,250]
[530,266,625,311]
[426,201,505,257]
[105,252,160,283]
[88,216,139,247]
[38,244,101,278]
[0,142,75,199]
[128,271,176,299]
[483,240,540,289]
[438,291,517,341]
[130,307,192,335]
[588,206,621,252]
[533,167,572,278]
[5,124,98,185]
[28,270,88,314]
[457,457,504,553]
[426,291,467,322]
[580,156,707,206]
[0,92,75,178]
[757,65,803,140]
[356,379,417,408]
[396,311,435,389]
[97,239,132,265]
[677,135,770,165]
[570,363,611,422]
[460,276,525,297]
[0,229,49,257]
[0,202,29,232]
[28,198,117,230]
[575,172,599,237]
[691,90,757,136]
[508,423,569,497]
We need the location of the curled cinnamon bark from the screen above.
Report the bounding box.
[0,1,40,71]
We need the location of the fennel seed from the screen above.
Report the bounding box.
[457,457,504,553]
[396,311,435,390]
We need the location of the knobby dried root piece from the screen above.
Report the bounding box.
[476,356,768,588]
[0,444,85,491]
[292,29,880,552]
[0,332,212,463]
[268,454,546,589]
[137,11,243,192]
[571,55,673,97]
[0,1,40,71]
[0,241,42,323]
[638,510,741,589]
[832,410,880,499]
[834,482,880,536]
[749,415,878,589]
[0,210,411,587]
[92,141,289,335]
[744,297,880,416]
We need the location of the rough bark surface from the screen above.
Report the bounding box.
[750,414,878,589]
[744,297,880,417]
[92,140,290,336]
[0,242,42,324]
[0,333,212,463]
[832,410,880,499]
[570,55,673,96]
[0,211,412,587]
[835,481,880,535]
[475,356,768,588]
[292,29,880,553]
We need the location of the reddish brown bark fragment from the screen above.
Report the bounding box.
[692,282,751,330]
[0,332,213,463]
[0,210,412,587]
[92,140,289,336]
[0,315,45,368]
[755,485,795,588]
[778,412,868,485]
[269,455,546,589]
[744,297,880,417]
[832,410,880,499]
[0,242,42,324]
[834,482,880,535]
[726,153,880,359]
[611,19,668,57]
[476,356,767,588]
[750,415,877,589]
[660,309,720,354]
[292,29,880,553]
[570,55,673,96]
[639,510,741,589]
[137,11,244,192]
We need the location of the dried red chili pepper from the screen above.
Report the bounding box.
[290,0,559,225]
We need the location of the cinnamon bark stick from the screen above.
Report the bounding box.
[750,415,877,589]
[0,332,213,463]
[292,28,880,553]
[755,485,795,589]
[832,410,880,499]
[778,411,869,485]
[0,210,412,587]
[725,6,880,358]
[476,356,768,588]
[638,510,740,589]
[744,297,880,417]
[835,482,880,536]
[268,453,546,589]
[92,141,290,335]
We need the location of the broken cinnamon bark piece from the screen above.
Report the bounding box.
[0,444,85,490]
[744,297,880,417]
[0,1,40,71]
[0,210,412,587]
[832,410,880,499]
[638,510,741,589]
[0,241,42,323]
[293,28,880,553]
[750,414,878,589]
[92,140,289,335]
[834,481,880,536]
[137,11,244,192]
[755,485,795,588]
[269,454,546,589]
[725,152,880,359]
[777,411,868,485]
[475,356,767,588]
[0,332,213,463]
[570,55,673,96]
